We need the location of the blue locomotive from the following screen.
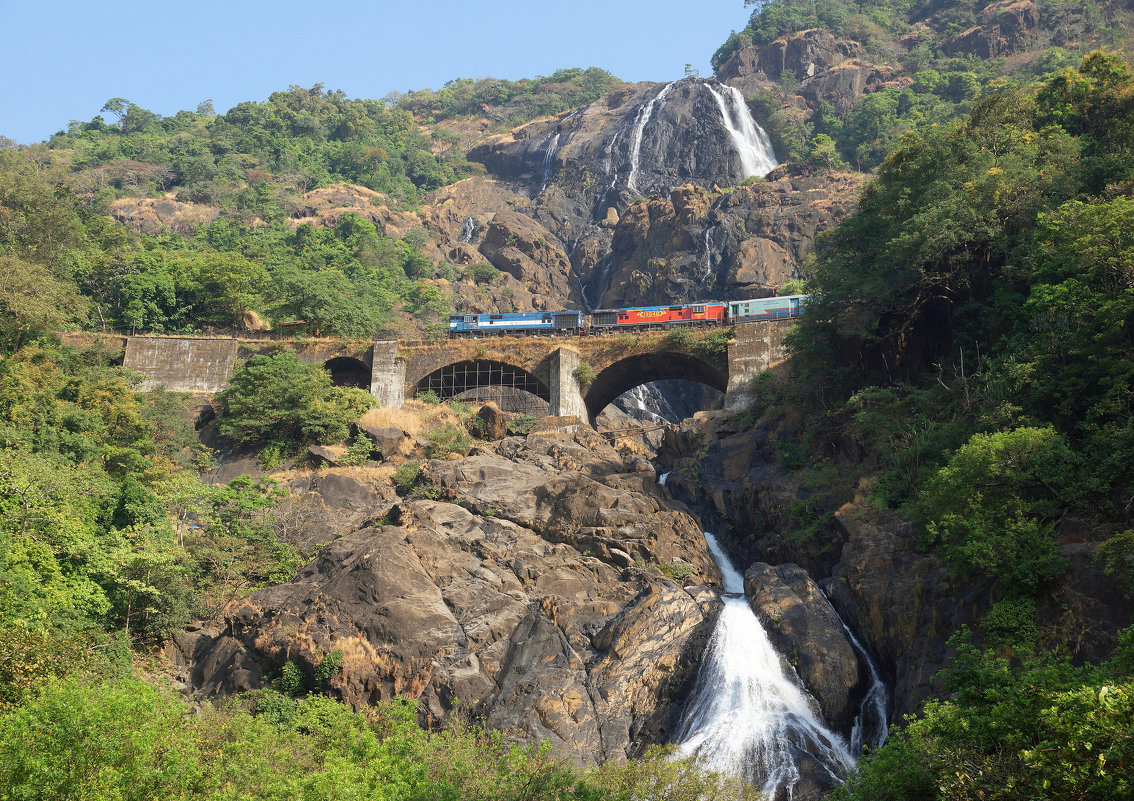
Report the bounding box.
[448,311,586,337]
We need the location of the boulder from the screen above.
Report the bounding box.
[474,402,508,441]
[355,423,411,460]
[745,562,864,733]
[307,444,346,467]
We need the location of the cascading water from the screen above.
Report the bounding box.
[582,254,614,311]
[538,133,560,193]
[615,383,682,424]
[838,618,890,753]
[702,226,717,283]
[627,82,676,193]
[676,532,855,799]
[458,216,476,243]
[704,83,779,179]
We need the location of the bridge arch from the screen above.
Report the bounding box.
[584,351,728,423]
[414,359,551,415]
[324,356,371,388]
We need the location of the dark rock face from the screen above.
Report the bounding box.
[718,30,895,114]
[178,426,723,763]
[824,508,988,719]
[745,562,866,734]
[425,77,862,311]
[947,0,1039,59]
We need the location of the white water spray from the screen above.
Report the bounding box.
[658,471,671,487]
[677,532,855,799]
[704,83,779,179]
[627,82,676,193]
[458,216,476,243]
[839,618,890,753]
[539,133,560,193]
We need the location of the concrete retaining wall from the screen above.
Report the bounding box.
[123,337,239,393]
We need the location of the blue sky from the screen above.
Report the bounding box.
[0,0,753,145]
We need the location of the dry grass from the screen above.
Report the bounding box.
[359,405,425,435]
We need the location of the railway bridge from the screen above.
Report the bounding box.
[75,319,794,423]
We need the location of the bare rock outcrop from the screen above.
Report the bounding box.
[179,426,722,764]
[718,29,895,113]
[947,0,1039,59]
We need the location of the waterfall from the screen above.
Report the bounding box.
[627,82,676,193]
[582,254,614,311]
[658,471,671,487]
[459,216,476,243]
[539,133,560,193]
[616,383,681,424]
[676,532,855,799]
[702,226,717,283]
[704,83,779,180]
[839,618,890,753]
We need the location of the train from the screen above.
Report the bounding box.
[447,295,808,338]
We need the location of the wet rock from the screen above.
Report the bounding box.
[745,562,864,733]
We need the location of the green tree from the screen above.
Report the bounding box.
[216,352,371,451]
[0,256,91,349]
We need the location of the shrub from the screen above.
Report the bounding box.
[425,423,472,458]
[658,562,696,582]
[469,262,500,284]
[507,414,540,435]
[392,461,423,494]
[573,362,596,387]
[217,353,371,453]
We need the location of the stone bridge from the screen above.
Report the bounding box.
[81,319,794,423]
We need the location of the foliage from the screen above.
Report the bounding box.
[573,362,596,387]
[216,352,371,453]
[833,633,1134,801]
[918,427,1075,593]
[657,561,697,582]
[507,414,540,435]
[690,329,733,364]
[424,423,472,458]
[392,461,424,494]
[393,68,623,129]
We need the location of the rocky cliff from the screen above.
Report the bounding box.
[173,423,725,763]
[657,410,1134,723]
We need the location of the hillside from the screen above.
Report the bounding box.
[2,3,1134,799]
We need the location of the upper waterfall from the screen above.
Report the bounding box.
[626,81,676,193]
[704,82,779,179]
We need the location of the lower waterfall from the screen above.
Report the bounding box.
[676,532,855,799]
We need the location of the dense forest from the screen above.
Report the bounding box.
[1,0,1133,795]
[749,49,1134,798]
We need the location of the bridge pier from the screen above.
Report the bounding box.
[724,320,792,411]
[370,340,405,409]
[548,347,587,420]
